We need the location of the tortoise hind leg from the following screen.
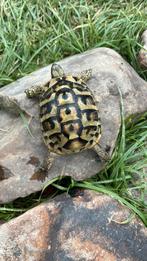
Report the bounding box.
[38,154,54,173]
[93,144,110,162]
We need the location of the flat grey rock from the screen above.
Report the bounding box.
[0,47,147,203]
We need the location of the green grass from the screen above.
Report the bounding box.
[0,0,147,225]
[0,0,147,87]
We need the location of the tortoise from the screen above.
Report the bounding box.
[25,64,107,170]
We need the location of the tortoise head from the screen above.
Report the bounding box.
[51,63,64,78]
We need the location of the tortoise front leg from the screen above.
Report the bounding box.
[25,84,47,98]
[77,69,92,82]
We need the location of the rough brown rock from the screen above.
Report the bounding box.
[0,190,146,261]
[0,47,147,203]
[138,30,147,67]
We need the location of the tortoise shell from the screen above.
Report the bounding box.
[39,73,101,155]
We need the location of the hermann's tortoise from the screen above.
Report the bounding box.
[25,64,108,170]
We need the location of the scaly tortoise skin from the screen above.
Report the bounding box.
[25,64,106,169]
